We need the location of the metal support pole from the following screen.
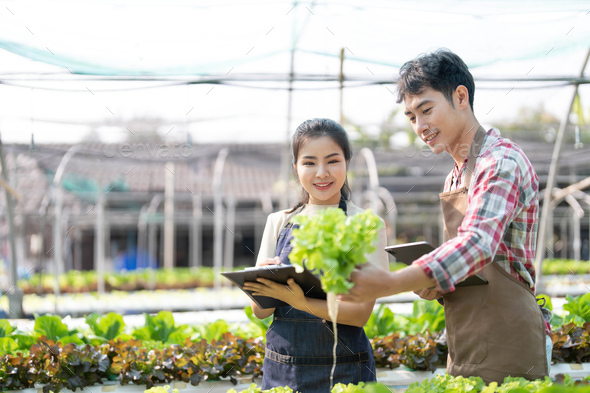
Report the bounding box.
[145,194,164,277]
[378,186,397,243]
[535,48,590,284]
[358,148,380,211]
[74,229,82,271]
[95,190,105,294]
[255,194,274,260]
[0,135,23,318]
[137,204,148,269]
[164,162,175,269]
[280,48,295,211]
[339,48,345,125]
[148,222,158,289]
[190,194,203,268]
[52,144,81,312]
[573,208,581,262]
[560,218,568,259]
[564,194,584,261]
[546,208,553,259]
[37,196,49,295]
[213,148,229,290]
[224,196,236,273]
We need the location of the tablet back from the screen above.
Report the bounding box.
[221,265,326,308]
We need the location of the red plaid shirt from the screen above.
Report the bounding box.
[415,128,539,294]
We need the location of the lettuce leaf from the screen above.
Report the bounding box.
[290,208,383,294]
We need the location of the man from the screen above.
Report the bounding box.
[341,49,550,383]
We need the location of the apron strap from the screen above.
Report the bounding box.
[462,126,487,189]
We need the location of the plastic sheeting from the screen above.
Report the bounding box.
[1,0,589,76]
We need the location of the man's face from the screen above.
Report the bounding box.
[403,87,463,156]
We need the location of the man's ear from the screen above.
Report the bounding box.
[454,85,470,109]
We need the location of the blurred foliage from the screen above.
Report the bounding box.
[543,259,590,275]
[17,266,233,294]
[498,104,560,133]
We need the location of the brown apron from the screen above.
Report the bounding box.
[439,127,548,383]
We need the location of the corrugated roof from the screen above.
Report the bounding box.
[3,136,590,215]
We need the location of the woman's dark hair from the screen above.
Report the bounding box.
[287,118,352,213]
[396,48,475,111]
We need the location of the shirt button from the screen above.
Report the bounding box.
[322,319,326,323]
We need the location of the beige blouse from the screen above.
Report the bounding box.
[256,201,390,271]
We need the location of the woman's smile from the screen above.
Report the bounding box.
[314,181,334,190]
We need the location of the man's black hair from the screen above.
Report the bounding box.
[396,48,475,111]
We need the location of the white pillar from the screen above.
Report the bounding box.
[213,148,229,290]
[224,196,236,273]
[190,194,202,267]
[95,190,105,294]
[164,162,175,269]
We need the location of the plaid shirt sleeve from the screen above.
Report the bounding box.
[414,131,539,293]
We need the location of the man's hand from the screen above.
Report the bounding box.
[340,263,439,303]
[339,263,394,303]
[414,288,443,301]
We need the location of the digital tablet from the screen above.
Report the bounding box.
[221,265,326,308]
[385,241,488,287]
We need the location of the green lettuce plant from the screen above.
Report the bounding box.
[132,311,189,344]
[86,312,127,343]
[563,293,590,325]
[290,207,383,294]
[406,300,446,335]
[33,315,85,346]
[228,383,294,393]
[144,385,178,393]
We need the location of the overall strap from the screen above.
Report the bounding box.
[338,194,348,215]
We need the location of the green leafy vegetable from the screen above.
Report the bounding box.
[242,306,272,338]
[290,207,383,294]
[192,320,232,343]
[563,294,590,324]
[0,337,18,353]
[0,320,14,337]
[33,315,70,341]
[407,300,446,335]
[11,333,37,351]
[364,304,399,339]
[132,311,189,344]
[332,382,393,393]
[537,294,553,311]
[144,385,179,393]
[228,383,294,393]
[406,374,486,393]
[86,312,126,341]
[542,259,590,275]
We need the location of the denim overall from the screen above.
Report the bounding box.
[262,198,377,392]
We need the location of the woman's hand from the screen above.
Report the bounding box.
[257,256,282,267]
[243,278,307,310]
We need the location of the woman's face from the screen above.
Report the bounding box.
[294,136,347,205]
